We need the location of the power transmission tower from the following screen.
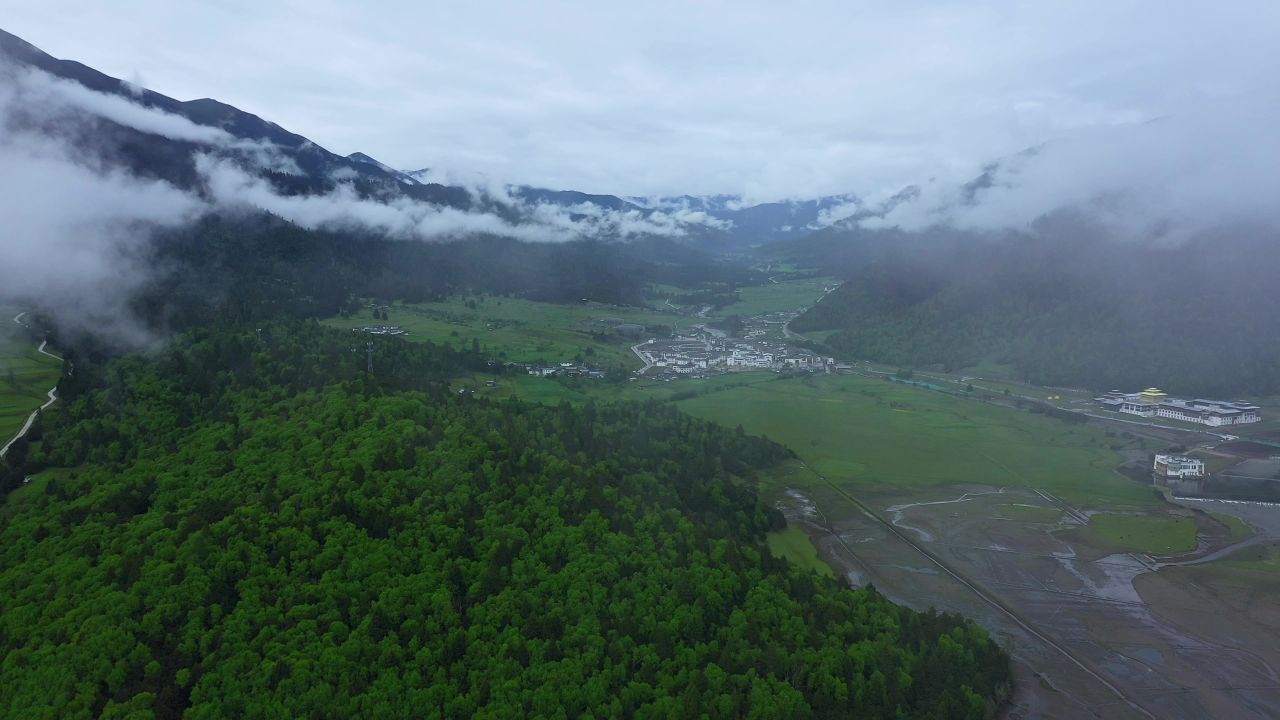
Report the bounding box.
[366,341,375,373]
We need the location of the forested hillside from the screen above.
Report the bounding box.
[790,226,1280,395]
[64,211,758,345]
[0,322,1009,718]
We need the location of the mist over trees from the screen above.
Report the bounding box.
[790,221,1280,395]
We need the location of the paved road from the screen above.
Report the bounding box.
[914,370,1237,441]
[782,281,840,341]
[782,319,802,341]
[630,340,654,374]
[0,312,62,459]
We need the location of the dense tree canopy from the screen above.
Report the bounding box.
[0,323,1009,718]
[114,213,761,338]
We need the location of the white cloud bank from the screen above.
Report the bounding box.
[0,129,204,343]
[1,59,732,341]
[863,97,1280,238]
[10,1,1278,205]
[6,62,718,244]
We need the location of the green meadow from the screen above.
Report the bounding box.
[0,316,61,445]
[459,368,1152,509]
[1077,513,1199,555]
[673,373,1155,508]
[712,276,835,317]
[798,328,841,345]
[766,526,835,577]
[324,296,679,369]
[1209,511,1253,542]
[383,294,1157,512]
[993,503,1064,524]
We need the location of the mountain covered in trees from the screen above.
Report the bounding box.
[0,320,1011,718]
[789,221,1280,396]
[126,212,759,335]
[0,27,858,250]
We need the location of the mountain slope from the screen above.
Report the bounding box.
[791,223,1280,395]
[0,27,479,210]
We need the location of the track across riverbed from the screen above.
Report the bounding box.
[800,463,1160,720]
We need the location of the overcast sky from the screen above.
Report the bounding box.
[3,1,1278,201]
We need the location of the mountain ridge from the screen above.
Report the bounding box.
[1,26,869,250]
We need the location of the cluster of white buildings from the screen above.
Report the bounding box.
[1153,454,1206,479]
[637,333,832,377]
[356,325,407,336]
[525,362,608,380]
[1097,388,1261,427]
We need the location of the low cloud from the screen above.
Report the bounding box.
[808,199,861,230]
[412,167,731,238]
[863,99,1280,240]
[202,155,719,242]
[196,153,567,242]
[1,62,302,174]
[1,57,740,345]
[0,128,204,345]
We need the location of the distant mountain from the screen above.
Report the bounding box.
[404,170,862,250]
[627,193,861,248]
[0,26,864,251]
[347,152,422,186]
[0,28,478,211]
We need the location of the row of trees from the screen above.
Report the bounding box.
[0,322,1010,718]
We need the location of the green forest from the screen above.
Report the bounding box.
[790,228,1280,395]
[0,321,1010,718]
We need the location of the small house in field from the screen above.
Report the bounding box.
[1153,454,1205,479]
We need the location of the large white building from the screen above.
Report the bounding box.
[1097,388,1261,426]
[1153,454,1206,478]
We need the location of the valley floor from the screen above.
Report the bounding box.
[677,371,1280,719]
[329,280,1280,718]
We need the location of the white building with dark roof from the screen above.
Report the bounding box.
[1096,388,1261,426]
[1153,454,1206,478]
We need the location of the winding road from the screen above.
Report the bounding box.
[0,312,62,459]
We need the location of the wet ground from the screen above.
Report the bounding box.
[778,480,1280,719]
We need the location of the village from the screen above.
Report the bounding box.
[485,306,837,382]
[630,319,834,380]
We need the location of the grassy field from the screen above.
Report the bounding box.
[471,369,1153,508]
[0,316,61,445]
[674,373,1155,508]
[712,276,834,318]
[1208,511,1254,542]
[324,296,679,370]
[1190,452,1245,475]
[453,368,779,407]
[391,294,1160,512]
[766,526,835,577]
[993,503,1064,524]
[1078,513,1199,554]
[798,329,841,345]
